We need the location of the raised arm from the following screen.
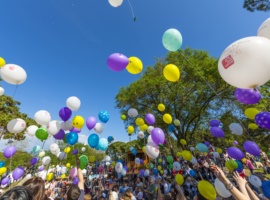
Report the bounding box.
[76,158,84,190]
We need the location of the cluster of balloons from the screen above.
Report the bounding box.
[88,134,109,151]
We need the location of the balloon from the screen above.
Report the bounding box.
[229,123,243,135]
[89,156,95,163]
[190,147,195,151]
[198,180,216,200]
[173,162,181,171]
[234,88,261,104]
[98,110,110,123]
[196,143,208,152]
[31,145,41,155]
[72,116,84,129]
[35,128,48,141]
[168,124,176,132]
[59,107,72,121]
[248,123,258,130]
[245,108,260,120]
[1,177,9,185]
[72,177,78,185]
[147,135,154,143]
[151,128,165,145]
[257,18,270,39]
[135,158,140,165]
[58,152,67,160]
[98,138,108,151]
[1,64,27,85]
[255,112,270,130]
[137,131,145,139]
[42,156,51,165]
[66,163,71,168]
[225,160,238,171]
[126,57,143,74]
[61,120,73,131]
[127,126,134,134]
[53,129,65,140]
[4,146,16,158]
[12,167,24,180]
[214,178,231,198]
[163,64,180,82]
[30,157,38,166]
[147,126,154,134]
[139,124,148,131]
[132,149,137,156]
[175,174,184,185]
[120,114,126,120]
[0,57,5,67]
[46,172,54,181]
[144,169,150,177]
[86,117,96,130]
[108,136,114,143]
[146,142,160,159]
[0,167,7,176]
[7,118,26,134]
[38,151,45,158]
[162,28,183,52]
[209,119,220,127]
[38,165,44,172]
[107,53,129,71]
[218,36,270,88]
[115,162,123,173]
[249,175,262,187]
[135,118,145,126]
[81,147,85,152]
[233,141,238,146]
[182,150,192,161]
[47,121,61,136]
[0,87,4,96]
[216,148,222,154]
[227,147,245,160]
[180,139,186,145]
[189,170,196,177]
[144,113,155,125]
[243,141,260,156]
[94,123,104,134]
[70,168,77,178]
[204,141,210,147]
[61,174,66,179]
[167,156,173,164]
[66,132,78,145]
[163,113,172,124]
[66,96,81,111]
[210,127,225,138]
[104,155,111,162]
[173,119,180,126]
[235,160,243,173]
[157,104,165,111]
[0,161,5,168]
[142,146,146,153]
[79,155,88,169]
[34,110,51,125]
[25,125,38,137]
[72,149,78,155]
[128,108,138,118]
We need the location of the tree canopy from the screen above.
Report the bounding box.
[243,0,270,12]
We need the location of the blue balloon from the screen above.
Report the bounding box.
[0,161,5,168]
[32,145,41,155]
[98,110,110,123]
[98,138,108,151]
[88,134,99,148]
[66,132,78,145]
[132,149,137,155]
[168,124,176,132]
[189,170,196,177]
[262,180,270,198]
[196,143,208,152]
[235,160,243,173]
[117,159,122,163]
[108,136,114,143]
[95,146,99,150]
[153,169,158,175]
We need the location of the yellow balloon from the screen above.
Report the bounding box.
[0,57,6,67]
[163,64,180,82]
[126,57,143,74]
[216,148,222,154]
[248,123,258,130]
[160,170,164,174]
[89,156,95,163]
[174,119,180,126]
[225,160,238,171]
[198,180,216,200]
[72,115,85,129]
[121,114,126,120]
[61,174,66,179]
[38,151,45,158]
[111,161,116,167]
[244,108,259,120]
[175,174,184,185]
[180,139,186,145]
[140,124,148,131]
[64,147,71,153]
[127,126,135,134]
[158,158,162,163]
[157,166,162,170]
[242,158,247,163]
[46,173,54,181]
[135,118,145,126]
[163,113,172,124]
[158,104,165,112]
[176,152,182,157]
[0,167,7,176]
[66,163,71,168]
[182,150,192,161]
[142,146,146,153]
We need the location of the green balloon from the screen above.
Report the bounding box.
[162,28,183,52]
[79,155,88,170]
[166,156,173,164]
[267,151,270,157]
[168,164,173,169]
[35,128,48,141]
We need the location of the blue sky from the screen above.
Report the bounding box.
[0,0,269,150]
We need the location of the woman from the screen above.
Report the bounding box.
[23,177,48,200]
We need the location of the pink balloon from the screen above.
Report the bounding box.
[98,166,103,172]
[69,168,77,178]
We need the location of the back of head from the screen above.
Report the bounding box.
[67,185,81,200]
[0,186,33,200]
[22,177,46,200]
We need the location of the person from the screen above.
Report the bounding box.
[135,177,143,188]
[0,186,33,200]
[22,177,48,200]
[135,187,143,200]
[144,176,156,200]
[125,188,136,200]
[246,157,255,174]
[109,184,119,200]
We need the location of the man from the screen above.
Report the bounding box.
[144,176,156,200]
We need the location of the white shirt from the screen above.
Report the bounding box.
[112,191,118,200]
[136,191,143,199]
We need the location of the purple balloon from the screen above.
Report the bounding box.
[107,53,129,72]
[209,119,220,127]
[86,117,97,130]
[210,127,225,138]
[233,141,238,146]
[145,113,155,125]
[30,157,38,166]
[69,127,81,133]
[139,169,145,177]
[204,141,210,147]
[243,141,260,156]
[59,107,72,121]
[3,146,16,159]
[227,147,245,160]
[255,112,270,130]
[72,149,78,155]
[234,88,261,105]
[151,128,165,146]
[12,167,24,180]
[140,159,144,165]
[39,165,44,172]
[53,129,65,140]
[1,177,9,185]
[72,177,78,185]
[123,166,128,172]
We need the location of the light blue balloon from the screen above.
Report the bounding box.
[66,132,78,145]
[88,134,99,148]
[98,138,108,151]
[98,110,110,123]
[162,28,183,52]
[0,161,5,168]
[196,143,208,152]
[32,145,41,155]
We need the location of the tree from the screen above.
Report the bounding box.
[0,151,32,171]
[243,0,270,12]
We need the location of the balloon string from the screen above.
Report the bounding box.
[41,140,46,150]
[12,85,18,99]
[9,157,12,190]
[127,0,136,21]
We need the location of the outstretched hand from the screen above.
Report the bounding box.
[210,165,228,184]
[233,171,247,188]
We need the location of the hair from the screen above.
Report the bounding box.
[112,185,119,192]
[22,177,47,200]
[84,194,92,200]
[66,185,81,200]
[0,186,33,200]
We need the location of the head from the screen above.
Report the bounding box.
[125,188,133,195]
[22,177,46,200]
[149,176,155,184]
[84,194,92,200]
[66,185,81,200]
[0,186,33,200]
[112,185,119,192]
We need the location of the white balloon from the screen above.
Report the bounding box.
[56,166,61,172]
[47,121,61,136]
[147,126,154,134]
[42,156,51,165]
[0,87,4,96]
[128,108,138,118]
[0,64,27,85]
[249,175,262,187]
[173,162,181,171]
[144,169,150,177]
[121,169,126,176]
[38,151,45,158]
[108,0,123,7]
[104,155,111,162]
[81,147,86,152]
[214,178,231,198]
[146,142,160,159]
[7,118,26,134]
[94,123,104,134]
[57,152,67,160]
[213,152,220,158]
[106,162,110,166]
[61,120,72,131]
[190,156,198,165]
[147,135,154,143]
[61,167,67,174]
[138,131,145,139]
[34,110,51,125]
[229,123,243,135]
[129,147,134,152]
[257,18,270,39]
[218,36,270,88]
[82,169,87,175]
[66,96,81,111]
[52,148,60,155]
[135,158,140,165]
[50,143,59,154]
[115,162,123,173]
[25,125,38,137]
[38,170,47,180]
[173,119,180,126]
